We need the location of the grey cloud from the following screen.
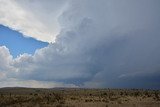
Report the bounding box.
[0,0,160,88]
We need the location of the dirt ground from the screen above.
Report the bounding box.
[0,88,160,107]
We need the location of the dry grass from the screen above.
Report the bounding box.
[0,88,160,107]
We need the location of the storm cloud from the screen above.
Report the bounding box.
[0,0,160,89]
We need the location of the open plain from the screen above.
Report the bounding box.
[0,88,160,107]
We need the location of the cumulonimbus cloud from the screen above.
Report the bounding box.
[0,0,160,89]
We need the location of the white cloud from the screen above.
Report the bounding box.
[0,46,15,74]
[0,46,12,68]
[0,78,78,88]
[0,0,68,42]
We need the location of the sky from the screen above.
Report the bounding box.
[0,0,160,89]
[0,25,48,57]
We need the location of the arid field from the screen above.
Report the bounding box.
[0,88,160,107]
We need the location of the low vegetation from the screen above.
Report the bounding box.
[0,88,160,107]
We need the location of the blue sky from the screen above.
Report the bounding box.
[0,25,48,57]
